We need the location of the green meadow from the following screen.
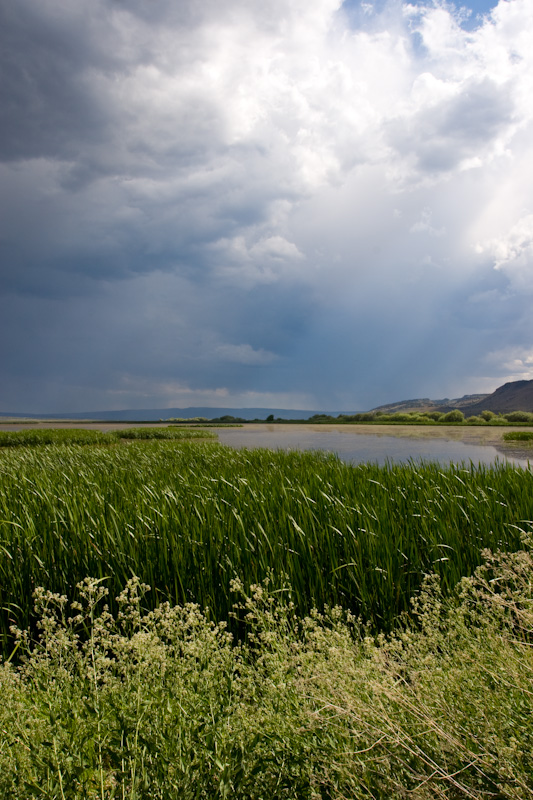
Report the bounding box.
[0,434,532,797]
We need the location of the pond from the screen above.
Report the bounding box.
[215,424,533,468]
[0,421,531,468]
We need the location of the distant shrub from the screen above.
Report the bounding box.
[466,416,483,424]
[442,409,465,423]
[480,410,496,421]
[426,411,444,421]
[504,411,533,423]
[166,416,210,423]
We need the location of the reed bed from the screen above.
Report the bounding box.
[1,440,532,651]
[503,430,533,442]
[0,427,216,447]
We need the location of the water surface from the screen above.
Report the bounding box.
[216,425,532,468]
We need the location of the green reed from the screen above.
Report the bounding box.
[503,431,533,442]
[0,427,216,447]
[1,440,532,652]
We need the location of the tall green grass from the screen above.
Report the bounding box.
[0,429,113,447]
[1,440,532,651]
[0,427,216,447]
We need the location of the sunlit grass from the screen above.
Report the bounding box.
[1,543,532,798]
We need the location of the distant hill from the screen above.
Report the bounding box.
[0,407,331,422]
[461,380,533,415]
[3,380,533,422]
[370,394,489,415]
[371,380,533,417]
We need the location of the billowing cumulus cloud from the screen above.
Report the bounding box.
[1,0,532,413]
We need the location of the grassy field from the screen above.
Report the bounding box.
[1,438,532,797]
[1,438,532,642]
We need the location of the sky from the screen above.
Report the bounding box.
[1,0,533,414]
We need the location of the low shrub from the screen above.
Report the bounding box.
[442,409,465,423]
[425,411,444,421]
[504,411,533,423]
[1,540,533,798]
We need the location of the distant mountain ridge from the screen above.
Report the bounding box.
[0,407,331,422]
[370,380,533,417]
[2,380,532,421]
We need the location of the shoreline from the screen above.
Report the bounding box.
[0,420,531,449]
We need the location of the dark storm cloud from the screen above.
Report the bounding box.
[1,0,533,413]
[0,2,118,163]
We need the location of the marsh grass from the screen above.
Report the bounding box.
[503,431,533,442]
[0,427,216,447]
[0,429,114,447]
[1,441,533,648]
[1,540,532,799]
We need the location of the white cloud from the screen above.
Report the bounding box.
[484,346,533,381]
[249,236,303,261]
[477,214,533,291]
[208,234,305,286]
[410,208,446,237]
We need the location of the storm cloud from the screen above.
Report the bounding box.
[1,0,532,413]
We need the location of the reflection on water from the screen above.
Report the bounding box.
[215,427,532,468]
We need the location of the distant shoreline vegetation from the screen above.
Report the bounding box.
[167,409,533,426]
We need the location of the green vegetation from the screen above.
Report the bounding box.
[1,439,533,796]
[1,543,532,798]
[330,409,533,425]
[0,427,216,447]
[1,440,533,648]
[114,427,217,441]
[503,431,533,442]
[0,428,113,447]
